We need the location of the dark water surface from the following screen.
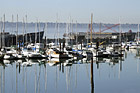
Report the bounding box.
[0,49,140,93]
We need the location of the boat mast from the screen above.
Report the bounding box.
[57,14,60,46]
[39,21,41,43]
[68,17,70,46]
[25,15,28,45]
[0,17,2,48]
[45,22,48,46]
[69,16,72,46]
[87,23,89,47]
[3,14,5,48]
[12,15,14,45]
[65,23,68,46]
[138,24,139,43]
[90,13,93,47]
[16,14,18,50]
[99,23,101,44]
[58,22,60,45]
[22,18,25,46]
[119,17,122,44]
[71,20,73,47]
[55,21,57,45]
[76,21,78,47]
[35,20,37,44]
[56,14,59,45]
[66,22,69,46]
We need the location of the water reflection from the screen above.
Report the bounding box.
[91,58,94,93]
[135,49,140,58]
[0,51,140,93]
[135,49,140,74]
[0,57,122,93]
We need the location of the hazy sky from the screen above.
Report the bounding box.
[0,0,139,23]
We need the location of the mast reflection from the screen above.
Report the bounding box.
[91,58,94,93]
[0,54,126,93]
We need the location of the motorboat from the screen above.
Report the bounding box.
[3,53,15,60]
[22,48,46,59]
[46,48,71,58]
[88,48,104,57]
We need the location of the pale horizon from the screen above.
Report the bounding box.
[0,0,140,24]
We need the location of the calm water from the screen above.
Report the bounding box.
[0,49,140,93]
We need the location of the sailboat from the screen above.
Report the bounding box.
[2,14,16,60]
[13,15,25,59]
[87,13,104,57]
[21,21,47,59]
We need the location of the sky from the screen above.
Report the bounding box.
[0,0,140,23]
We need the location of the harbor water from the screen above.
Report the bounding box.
[0,49,140,93]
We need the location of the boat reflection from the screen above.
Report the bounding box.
[0,56,125,72]
[0,55,126,93]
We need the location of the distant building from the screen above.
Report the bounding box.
[65,30,136,44]
[0,31,44,48]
